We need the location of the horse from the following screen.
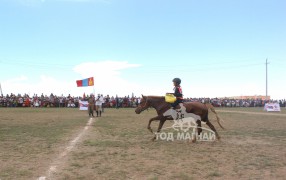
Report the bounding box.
[135,95,224,141]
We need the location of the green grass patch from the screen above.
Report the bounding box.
[0,108,87,179]
[207,171,222,178]
[1,107,286,179]
[83,139,127,148]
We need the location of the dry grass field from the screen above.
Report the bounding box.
[0,107,286,180]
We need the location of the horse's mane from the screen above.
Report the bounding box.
[145,96,165,99]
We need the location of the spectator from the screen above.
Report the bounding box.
[95,94,104,117]
[116,95,119,109]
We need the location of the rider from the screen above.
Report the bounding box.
[171,78,183,109]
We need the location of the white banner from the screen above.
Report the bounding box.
[264,103,281,112]
[79,100,88,111]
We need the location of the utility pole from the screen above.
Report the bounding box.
[266,59,270,100]
[0,83,3,96]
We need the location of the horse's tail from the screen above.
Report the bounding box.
[205,103,225,130]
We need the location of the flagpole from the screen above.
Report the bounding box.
[0,83,3,96]
[92,77,95,95]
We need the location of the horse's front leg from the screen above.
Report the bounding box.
[157,118,167,133]
[148,116,161,134]
[152,118,167,141]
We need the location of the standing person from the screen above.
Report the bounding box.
[88,94,95,117]
[18,95,23,107]
[59,95,64,107]
[116,95,119,109]
[171,78,183,109]
[95,94,104,117]
[136,97,141,107]
[101,94,105,113]
[105,95,110,108]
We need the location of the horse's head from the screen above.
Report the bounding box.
[135,95,151,114]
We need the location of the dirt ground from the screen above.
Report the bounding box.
[0,107,286,180]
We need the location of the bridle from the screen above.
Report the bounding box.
[138,97,151,112]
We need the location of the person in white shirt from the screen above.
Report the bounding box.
[95,94,104,117]
[18,97,24,107]
[101,94,105,112]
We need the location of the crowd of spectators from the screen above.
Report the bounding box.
[0,93,80,108]
[0,93,285,108]
[184,98,286,107]
[0,93,141,108]
[101,95,140,108]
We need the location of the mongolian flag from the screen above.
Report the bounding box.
[76,77,94,87]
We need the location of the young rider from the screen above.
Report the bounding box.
[171,78,183,109]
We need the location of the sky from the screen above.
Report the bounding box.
[0,0,285,99]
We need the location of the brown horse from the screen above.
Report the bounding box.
[135,95,224,140]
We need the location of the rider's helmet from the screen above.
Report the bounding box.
[172,78,181,85]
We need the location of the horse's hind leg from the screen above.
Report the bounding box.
[206,120,221,140]
[196,119,202,135]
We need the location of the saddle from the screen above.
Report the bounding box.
[173,103,184,112]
